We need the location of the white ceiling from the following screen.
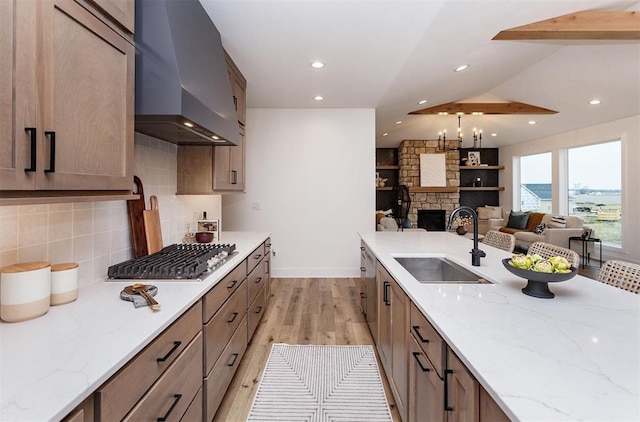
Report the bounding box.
[200,0,640,149]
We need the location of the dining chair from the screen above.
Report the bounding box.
[597,260,640,294]
[527,242,580,268]
[482,230,516,252]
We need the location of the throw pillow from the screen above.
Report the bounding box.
[506,211,529,230]
[548,215,567,228]
[533,223,547,234]
[525,212,546,231]
[476,207,492,220]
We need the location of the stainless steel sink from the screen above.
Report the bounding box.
[394,257,491,284]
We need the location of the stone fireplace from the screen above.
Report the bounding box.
[398,140,460,228]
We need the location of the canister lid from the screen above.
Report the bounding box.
[51,263,79,272]
[1,262,51,273]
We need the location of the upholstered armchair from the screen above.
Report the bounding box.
[476,206,504,235]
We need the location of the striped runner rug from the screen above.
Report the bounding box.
[247,344,393,421]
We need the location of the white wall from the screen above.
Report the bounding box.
[500,115,640,263]
[222,108,375,277]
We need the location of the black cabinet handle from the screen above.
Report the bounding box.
[412,351,430,372]
[444,369,454,411]
[253,254,262,260]
[360,266,366,272]
[44,131,55,173]
[227,279,238,289]
[255,277,262,284]
[360,246,365,251]
[227,312,239,323]
[24,128,36,172]
[383,281,390,306]
[227,352,239,367]
[233,95,238,112]
[157,394,182,421]
[412,325,429,344]
[156,341,181,362]
[231,169,238,184]
[255,306,262,314]
[360,292,366,299]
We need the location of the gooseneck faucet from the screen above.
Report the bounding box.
[447,206,486,266]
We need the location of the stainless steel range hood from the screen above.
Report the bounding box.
[134,0,239,146]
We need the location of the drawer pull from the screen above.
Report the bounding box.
[24,127,37,172]
[157,393,182,421]
[44,131,56,173]
[412,351,430,372]
[360,292,366,299]
[227,279,238,289]
[253,254,262,260]
[227,352,239,367]
[444,369,454,412]
[255,306,263,314]
[255,277,262,284]
[360,266,366,272]
[383,281,390,306]
[156,341,181,362]
[412,325,429,344]
[227,312,239,323]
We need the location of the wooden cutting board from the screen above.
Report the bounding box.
[143,195,163,255]
[127,176,148,258]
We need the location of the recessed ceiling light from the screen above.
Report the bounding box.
[395,120,402,125]
[455,65,469,72]
[472,112,483,116]
[418,99,427,105]
[589,99,601,105]
[314,95,324,101]
[528,121,537,125]
[438,112,448,115]
[183,121,194,128]
[311,61,325,69]
[211,135,219,140]
[382,133,388,136]
[491,133,497,137]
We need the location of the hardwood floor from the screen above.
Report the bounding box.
[213,278,402,422]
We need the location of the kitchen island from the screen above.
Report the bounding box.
[0,231,270,422]
[361,231,639,421]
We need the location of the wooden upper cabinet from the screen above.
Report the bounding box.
[225,50,246,127]
[79,0,135,34]
[0,0,134,193]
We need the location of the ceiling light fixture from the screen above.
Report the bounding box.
[455,64,469,72]
[437,114,482,151]
[382,133,388,136]
[395,120,402,125]
[183,121,194,128]
[211,135,219,140]
[589,99,601,105]
[491,133,497,137]
[418,99,428,105]
[528,120,537,125]
[311,61,325,69]
[314,95,324,101]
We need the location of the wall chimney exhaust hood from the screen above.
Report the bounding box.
[134,0,239,146]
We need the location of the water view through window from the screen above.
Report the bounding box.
[568,141,622,247]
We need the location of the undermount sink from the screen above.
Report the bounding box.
[394,257,491,284]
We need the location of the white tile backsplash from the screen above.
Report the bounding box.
[0,133,223,284]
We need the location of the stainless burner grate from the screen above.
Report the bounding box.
[107,243,236,280]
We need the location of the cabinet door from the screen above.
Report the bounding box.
[479,386,510,422]
[446,349,480,422]
[213,129,245,191]
[390,278,409,422]
[409,337,445,422]
[0,0,37,190]
[81,0,134,33]
[376,263,392,373]
[37,0,134,190]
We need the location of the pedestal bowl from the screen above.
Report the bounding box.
[501,258,578,299]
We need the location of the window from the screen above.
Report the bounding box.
[519,152,552,212]
[567,141,621,247]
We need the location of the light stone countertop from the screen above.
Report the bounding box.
[360,231,640,421]
[0,231,270,422]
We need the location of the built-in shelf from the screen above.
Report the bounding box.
[376,187,393,191]
[459,165,504,170]
[459,187,505,191]
[409,187,459,193]
[376,165,400,170]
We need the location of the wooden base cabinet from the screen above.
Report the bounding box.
[446,349,480,422]
[409,336,445,422]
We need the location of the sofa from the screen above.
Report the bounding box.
[498,211,585,251]
[476,206,505,235]
[377,217,426,232]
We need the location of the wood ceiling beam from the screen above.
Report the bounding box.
[493,11,640,41]
[409,102,558,115]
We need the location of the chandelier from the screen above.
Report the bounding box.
[437,114,482,151]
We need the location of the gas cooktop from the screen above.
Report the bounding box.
[107,243,236,280]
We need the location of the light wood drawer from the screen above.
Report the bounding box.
[410,301,445,378]
[123,332,203,422]
[204,279,247,374]
[248,285,266,342]
[247,258,266,305]
[247,243,265,275]
[182,387,203,422]
[95,301,202,421]
[203,261,246,323]
[204,317,248,421]
[264,238,271,256]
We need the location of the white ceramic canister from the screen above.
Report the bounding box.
[50,263,79,306]
[0,262,51,322]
